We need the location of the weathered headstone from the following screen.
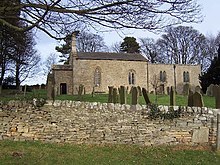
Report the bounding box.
[108,86,114,103]
[137,86,142,96]
[166,87,170,95]
[46,73,55,100]
[215,86,220,108]
[213,85,219,97]
[142,88,151,105]
[119,86,127,105]
[170,86,176,106]
[129,86,134,94]
[131,86,138,105]
[78,84,84,96]
[195,85,202,94]
[206,84,214,96]
[113,88,118,104]
[183,83,190,95]
[192,91,204,107]
[187,90,194,107]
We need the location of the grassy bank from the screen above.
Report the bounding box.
[0,140,219,165]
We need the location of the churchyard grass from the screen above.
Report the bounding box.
[0,140,220,165]
[0,89,47,102]
[0,89,216,108]
[56,93,216,108]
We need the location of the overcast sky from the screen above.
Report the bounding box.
[24,0,220,85]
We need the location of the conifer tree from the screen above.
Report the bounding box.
[120,37,140,53]
[200,45,220,93]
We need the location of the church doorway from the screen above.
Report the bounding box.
[60,83,67,95]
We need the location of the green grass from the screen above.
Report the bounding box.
[0,140,220,165]
[0,89,216,108]
[0,89,47,102]
[56,93,216,108]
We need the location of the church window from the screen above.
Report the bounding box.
[128,70,136,85]
[160,71,166,82]
[94,67,101,86]
[183,71,190,82]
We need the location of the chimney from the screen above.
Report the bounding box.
[70,31,79,65]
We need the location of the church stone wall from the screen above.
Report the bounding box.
[53,65,73,95]
[147,64,201,94]
[73,59,148,94]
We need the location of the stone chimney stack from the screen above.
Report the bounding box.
[70,31,79,65]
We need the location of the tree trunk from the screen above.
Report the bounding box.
[15,62,20,90]
[0,65,5,95]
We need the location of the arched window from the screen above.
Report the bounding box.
[160,71,166,82]
[128,70,136,85]
[94,67,101,86]
[183,71,190,82]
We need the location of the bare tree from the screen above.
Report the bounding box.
[10,30,41,89]
[110,41,122,53]
[156,26,208,71]
[139,38,159,63]
[0,0,202,39]
[43,53,58,75]
[77,31,107,52]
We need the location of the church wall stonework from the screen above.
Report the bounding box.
[50,60,201,95]
[147,63,201,94]
[73,59,148,94]
[53,65,73,95]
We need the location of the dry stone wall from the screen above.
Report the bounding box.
[0,100,219,146]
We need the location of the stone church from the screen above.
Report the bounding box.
[47,33,201,97]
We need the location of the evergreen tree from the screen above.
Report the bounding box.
[120,37,140,53]
[200,45,220,93]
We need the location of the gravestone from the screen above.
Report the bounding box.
[195,85,202,94]
[119,86,127,104]
[142,88,151,105]
[192,91,204,107]
[166,87,170,95]
[215,86,220,108]
[108,86,114,103]
[131,86,138,105]
[206,84,214,96]
[170,86,176,106]
[187,90,194,107]
[183,83,190,95]
[213,85,219,97]
[137,86,142,96]
[113,88,118,104]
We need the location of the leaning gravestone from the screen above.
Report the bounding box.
[183,83,190,95]
[137,86,142,96]
[142,88,151,105]
[192,91,204,107]
[215,86,220,108]
[213,85,219,97]
[206,84,214,96]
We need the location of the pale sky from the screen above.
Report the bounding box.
[23,0,220,85]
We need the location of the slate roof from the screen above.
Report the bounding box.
[77,52,147,62]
